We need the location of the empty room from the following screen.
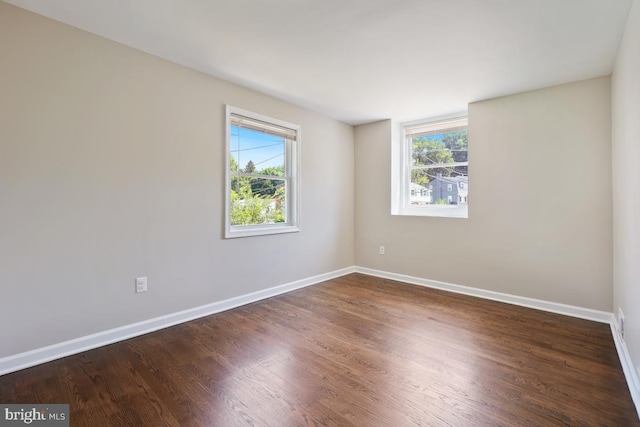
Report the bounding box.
[1,0,639,425]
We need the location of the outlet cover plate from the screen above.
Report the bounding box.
[618,307,625,340]
[136,277,148,293]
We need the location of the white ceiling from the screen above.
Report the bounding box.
[5,0,633,125]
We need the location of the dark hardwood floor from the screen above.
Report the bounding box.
[1,273,638,426]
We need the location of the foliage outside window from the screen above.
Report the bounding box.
[392,115,468,218]
[225,106,300,238]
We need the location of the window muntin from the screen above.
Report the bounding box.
[225,106,300,238]
[393,114,468,218]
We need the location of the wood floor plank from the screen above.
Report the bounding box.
[0,273,638,426]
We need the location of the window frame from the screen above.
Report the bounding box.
[224,105,301,238]
[391,113,468,219]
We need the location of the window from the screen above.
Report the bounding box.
[225,106,300,238]
[391,114,468,218]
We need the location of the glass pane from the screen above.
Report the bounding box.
[230,176,286,226]
[230,125,285,176]
[410,127,468,208]
[411,170,468,206]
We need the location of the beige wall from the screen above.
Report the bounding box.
[355,77,612,311]
[613,0,640,380]
[0,3,354,357]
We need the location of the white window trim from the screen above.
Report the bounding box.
[391,112,468,219]
[225,105,301,238]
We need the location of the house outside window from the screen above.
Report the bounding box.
[391,114,468,218]
[225,106,300,238]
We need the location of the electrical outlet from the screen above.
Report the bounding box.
[379,245,385,255]
[618,308,625,340]
[135,277,148,293]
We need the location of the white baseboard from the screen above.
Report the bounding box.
[0,266,356,376]
[355,267,612,323]
[611,319,640,415]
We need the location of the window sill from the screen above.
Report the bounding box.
[393,205,468,219]
[225,224,300,239]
